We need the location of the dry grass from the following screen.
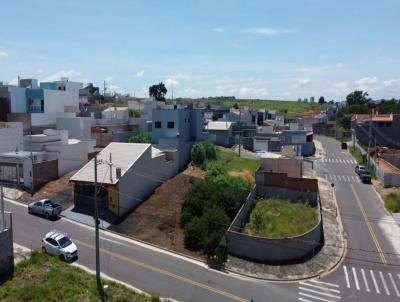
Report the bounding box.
[111,165,206,259]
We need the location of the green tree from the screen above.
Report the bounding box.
[233,102,239,109]
[346,90,369,106]
[127,132,152,143]
[183,217,204,250]
[318,96,325,105]
[191,142,206,165]
[204,162,226,180]
[149,82,167,101]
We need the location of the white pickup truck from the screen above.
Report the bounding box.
[28,199,62,219]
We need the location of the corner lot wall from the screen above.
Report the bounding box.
[0,212,14,277]
[227,182,323,264]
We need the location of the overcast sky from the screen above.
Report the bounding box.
[1,0,400,100]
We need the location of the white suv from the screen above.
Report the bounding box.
[41,230,78,261]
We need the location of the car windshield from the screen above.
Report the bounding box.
[58,236,72,248]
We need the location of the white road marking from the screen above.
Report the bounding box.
[379,271,390,295]
[350,176,356,182]
[343,266,350,288]
[337,175,342,181]
[299,292,336,302]
[299,298,314,302]
[388,273,400,297]
[333,175,337,181]
[370,270,380,294]
[299,282,340,293]
[100,236,127,246]
[361,269,370,292]
[346,176,351,182]
[309,280,340,288]
[299,287,341,299]
[352,267,360,290]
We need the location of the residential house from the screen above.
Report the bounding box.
[70,142,179,216]
[24,129,95,176]
[0,150,58,191]
[205,121,233,147]
[352,113,400,149]
[152,104,209,168]
[2,77,83,132]
[280,130,315,156]
[297,113,328,130]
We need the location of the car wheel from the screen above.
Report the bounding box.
[45,213,50,219]
[59,254,65,261]
[41,247,47,254]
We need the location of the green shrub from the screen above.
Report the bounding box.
[128,108,141,118]
[191,142,206,165]
[202,140,216,160]
[183,216,204,250]
[128,132,152,143]
[384,193,400,213]
[204,161,226,180]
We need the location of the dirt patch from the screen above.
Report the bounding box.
[110,165,206,259]
[3,171,75,209]
[228,170,254,184]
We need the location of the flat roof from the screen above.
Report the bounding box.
[205,121,233,131]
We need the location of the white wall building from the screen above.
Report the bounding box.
[0,122,23,153]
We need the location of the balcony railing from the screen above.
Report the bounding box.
[27,106,44,113]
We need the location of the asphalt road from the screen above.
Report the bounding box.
[4,135,400,302]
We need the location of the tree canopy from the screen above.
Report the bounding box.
[149,82,167,101]
[318,96,325,105]
[346,90,370,106]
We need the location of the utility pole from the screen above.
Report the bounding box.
[93,155,103,297]
[238,109,242,157]
[1,182,5,231]
[367,108,373,168]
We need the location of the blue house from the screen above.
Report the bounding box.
[151,104,208,168]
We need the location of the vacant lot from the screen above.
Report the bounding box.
[243,198,318,238]
[213,149,260,184]
[0,252,162,302]
[110,165,206,259]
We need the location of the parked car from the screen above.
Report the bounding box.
[355,165,366,175]
[341,142,347,150]
[359,171,372,184]
[28,199,62,219]
[41,230,78,261]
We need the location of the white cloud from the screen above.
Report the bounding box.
[355,76,379,91]
[336,63,344,68]
[238,86,268,97]
[383,79,400,87]
[36,68,44,74]
[0,51,9,57]
[42,69,82,82]
[291,78,311,89]
[135,70,144,78]
[165,78,179,87]
[106,75,113,82]
[212,28,225,32]
[244,27,279,36]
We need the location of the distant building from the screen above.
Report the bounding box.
[205,121,233,147]
[310,96,315,103]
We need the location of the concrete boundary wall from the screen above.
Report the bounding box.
[368,155,400,187]
[0,212,14,277]
[227,184,323,264]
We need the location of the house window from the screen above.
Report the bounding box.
[168,121,175,128]
[155,121,162,128]
[40,99,44,112]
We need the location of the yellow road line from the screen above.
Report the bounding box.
[73,239,249,302]
[350,185,388,266]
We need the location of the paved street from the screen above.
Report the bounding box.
[3,135,400,301]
